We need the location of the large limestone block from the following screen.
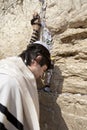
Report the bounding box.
[57,93,87,130]
[51,39,87,94]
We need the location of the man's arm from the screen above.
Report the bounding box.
[29,12,54,93]
[30,12,41,44]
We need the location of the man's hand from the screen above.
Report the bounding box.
[31,12,41,31]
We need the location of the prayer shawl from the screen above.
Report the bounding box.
[0,56,40,130]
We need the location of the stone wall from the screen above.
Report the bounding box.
[0,0,87,130]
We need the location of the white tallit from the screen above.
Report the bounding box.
[0,56,40,130]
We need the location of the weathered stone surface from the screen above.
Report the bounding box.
[0,0,87,130]
[57,93,87,130]
[0,0,40,58]
[39,92,69,130]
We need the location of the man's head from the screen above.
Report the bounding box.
[19,43,51,78]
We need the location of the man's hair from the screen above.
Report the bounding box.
[19,43,51,70]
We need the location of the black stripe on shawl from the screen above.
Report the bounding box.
[0,103,23,130]
[0,122,8,130]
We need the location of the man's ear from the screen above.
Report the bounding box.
[35,55,42,63]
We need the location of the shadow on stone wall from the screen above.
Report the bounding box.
[39,65,69,130]
[51,65,64,94]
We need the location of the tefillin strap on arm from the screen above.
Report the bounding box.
[30,13,41,44]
